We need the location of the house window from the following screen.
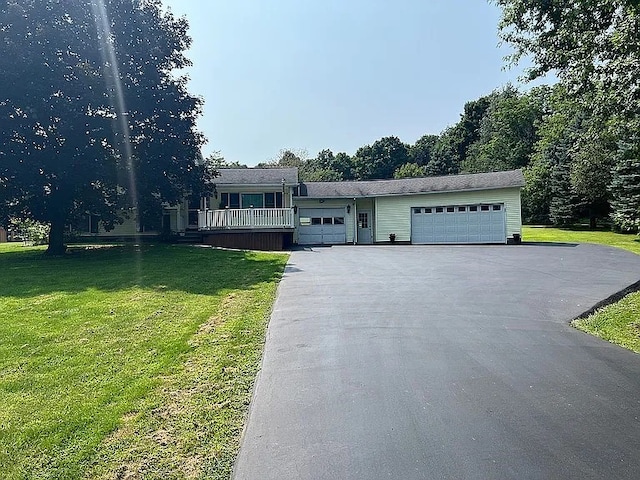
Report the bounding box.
[220,193,240,209]
[334,217,345,225]
[481,205,490,211]
[493,204,502,211]
[241,193,264,208]
[469,205,478,212]
[435,207,444,213]
[425,208,432,214]
[264,192,283,208]
[221,192,283,209]
[414,208,422,214]
[446,207,455,213]
[458,206,466,212]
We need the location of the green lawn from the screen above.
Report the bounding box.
[523,226,640,353]
[0,243,288,479]
[523,225,640,255]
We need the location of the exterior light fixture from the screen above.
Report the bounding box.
[282,178,286,194]
[293,205,298,214]
[346,204,351,214]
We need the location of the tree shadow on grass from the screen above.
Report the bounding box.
[0,244,288,298]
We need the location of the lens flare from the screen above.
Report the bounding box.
[91,0,141,244]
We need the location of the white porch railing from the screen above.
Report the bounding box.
[198,208,295,230]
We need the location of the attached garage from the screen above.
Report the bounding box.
[297,208,347,245]
[411,204,506,244]
[294,169,524,245]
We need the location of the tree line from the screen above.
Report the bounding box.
[226,84,544,184]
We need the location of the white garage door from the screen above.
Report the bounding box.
[298,208,347,245]
[411,204,506,244]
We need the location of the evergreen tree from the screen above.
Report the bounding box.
[610,137,640,232]
[521,158,552,224]
[549,140,581,226]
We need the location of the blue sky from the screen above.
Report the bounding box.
[162,0,548,166]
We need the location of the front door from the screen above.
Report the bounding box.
[357,210,372,244]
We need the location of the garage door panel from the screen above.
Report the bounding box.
[412,204,506,244]
[298,208,347,245]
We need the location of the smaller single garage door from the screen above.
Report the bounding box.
[412,204,506,244]
[298,208,347,245]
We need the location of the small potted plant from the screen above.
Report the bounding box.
[389,233,396,243]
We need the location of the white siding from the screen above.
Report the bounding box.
[375,187,522,243]
[293,199,354,243]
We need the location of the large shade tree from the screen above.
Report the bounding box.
[0,0,210,254]
[495,0,640,231]
[495,0,640,116]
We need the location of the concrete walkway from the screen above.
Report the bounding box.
[234,244,640,479]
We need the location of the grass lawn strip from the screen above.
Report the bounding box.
[0,243,287,479]
[522,226,640,255]
[572,291,640,354]
[89,285,280,479]
[523,226,640,353]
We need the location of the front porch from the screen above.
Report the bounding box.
[198,208,295,231]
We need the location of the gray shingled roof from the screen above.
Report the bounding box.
[297,169,524,198]
[215,168,299,185]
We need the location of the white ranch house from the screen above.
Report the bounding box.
[75,168,525,250]
[197,168,524,249]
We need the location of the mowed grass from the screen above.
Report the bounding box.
[522,225,640,255]
[0,243,288,479]
[573,291,640,354]
[523,226,640,354]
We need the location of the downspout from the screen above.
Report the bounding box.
[353,198,357,245]
[372,197,376,243]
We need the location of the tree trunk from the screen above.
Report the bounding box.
[46,217,67,255]
[589,209,597,230]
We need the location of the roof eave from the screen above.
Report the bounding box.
[298,183,524,200]
[213,182,300,187]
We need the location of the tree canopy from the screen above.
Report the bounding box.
[353,136,409,180]
[495,0,640,231]
[394,163,426,179]
[0,0,210,254]
[496,0,640,117]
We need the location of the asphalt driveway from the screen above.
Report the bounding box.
[234,244,640,479]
